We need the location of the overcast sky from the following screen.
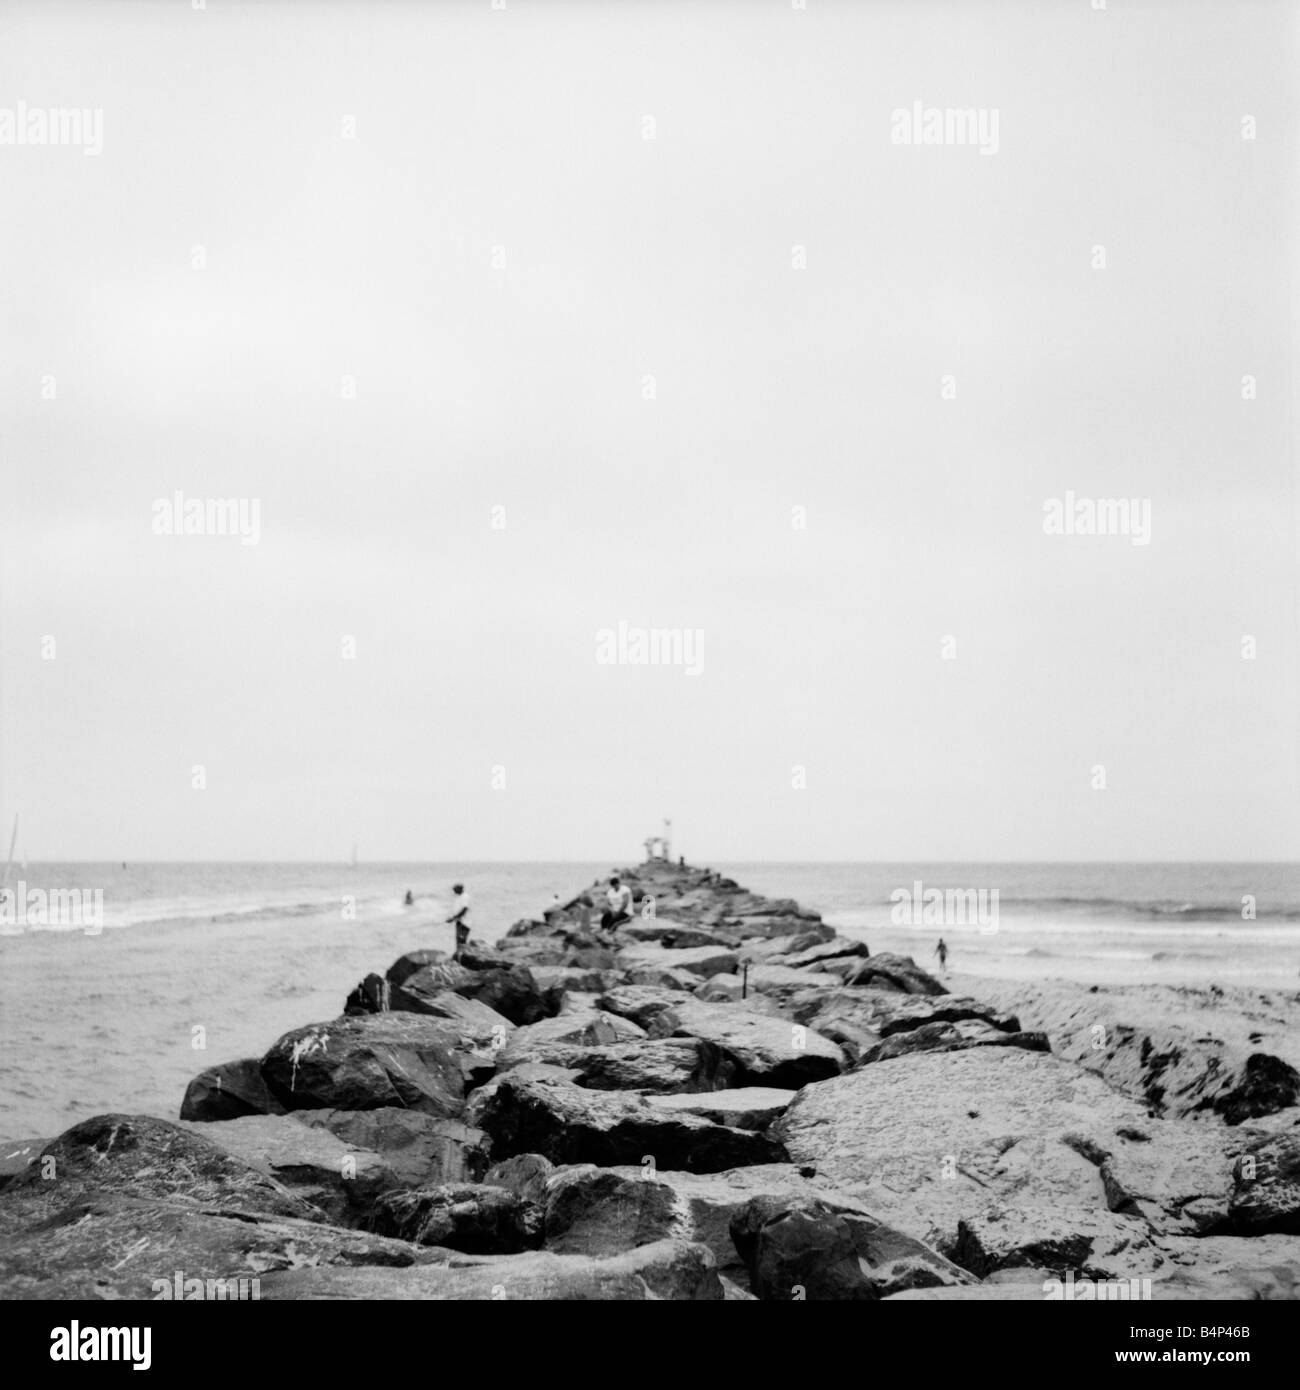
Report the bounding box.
[1,0,1296,862]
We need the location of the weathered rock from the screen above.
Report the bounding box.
[179,1057,287,1122]
[777,938,870,970]
[0,1194,428,1299]
[466,1071,787,1172]
[0,1140,44,1191]
[597,985,697,1030]
[625,967,703,991]
[569,1039,716,1094]
[842,953,947,996]
[344,971,391,1015]
[0,1114,318,1237]
[293,1108,492,1186]
[724,917,834,942]
[1146,1235,1300,1299]
[179,1115,396,1225]
[483,1154,556,1205]
[772,1048,1158,1262]
[497,1010,648,1070]
[646,1000,843,1088]
[542,1166,681,1254]
[857,1020,1050,1066]
[730,1195,875,1299]
[953,1207,1157,1281]
[258,1237,723,1300]
[1229,1133,1300,1235]
[792,988,1021,1059]
[645,1089,793,1131]
[970,977,1300,1125]
[615,944,740,981]
[737,934,824,964]
[368,1184,544,1253]
[261,1014,468,1118]
[529,966,623,1014]
[739,965,843,1005]
[1098,1123,1243,1236]
[392,959,547,1027]
[619,920,732,949]
[386,990,516,1051]
[386,948,450,987]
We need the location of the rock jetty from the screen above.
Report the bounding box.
[2,858,1297,1300]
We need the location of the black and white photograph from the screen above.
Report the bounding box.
[0,0,1297,1359]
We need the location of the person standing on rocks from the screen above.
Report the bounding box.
[601,875,633,936]
[934,937,948,975]
[447,883,471,960]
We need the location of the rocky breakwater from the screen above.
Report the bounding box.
[2,858,1298,1300]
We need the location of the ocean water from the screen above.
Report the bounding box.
[1,860,1297,1140]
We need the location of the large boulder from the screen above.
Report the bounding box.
[496,1010,648,1070]
[391,960,547,1027]
[618,920,733,950]
[258,1237,723,1300]
[771,1047,1158,1266]
[1229,1133,1300,1235]
[0,1194,428,1299]
[367,1184,544,1253]
[645,1000,843,1088]
[730,1195,875,1300]
[615,944,740,981]
[0,1114,318,1237]
[597,985,697,1031]
[645,1089,794,1131]
[261,1014,469,1118]
[482,1154,556,1205]
[466,1071,786,1172]
[541,1166,680,1255]
[776,938,870,970]
[178,1115,398,1225]
[842,953,946,996]
[180,1058,286,1122]
[857,1019,1050,1066]
[292,1108,492,1186]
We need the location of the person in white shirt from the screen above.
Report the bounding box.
[447,883,471,960]
[600,876,633,935]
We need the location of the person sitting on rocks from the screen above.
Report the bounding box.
[600,876,633,936]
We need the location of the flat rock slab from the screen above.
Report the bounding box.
[857,1020,1050,1066]
[771,1048,1156,1259]
[0,1194,426,1300]
[646,1000,843,1088]
[258,1237,723,1300]
[466,1071,786,1173]
[646,1089,794,1131]
[596,985,698,1030]
[512,1038,712,1094]
[776,938,870,970]
[0,1114,317,1237]
[793,988,1020,1036]
[619,921,732,949]
[615,944,740,980]
[179,1115,394,1224]
[262,1013,469,1118]
[293,1108,492,1186]
[497,1010,647,1069]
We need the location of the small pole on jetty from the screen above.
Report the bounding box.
[742,961,749,999]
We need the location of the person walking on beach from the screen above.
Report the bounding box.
[447,883,471,960]
[934,937,949,976]
[601,876,633,936]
